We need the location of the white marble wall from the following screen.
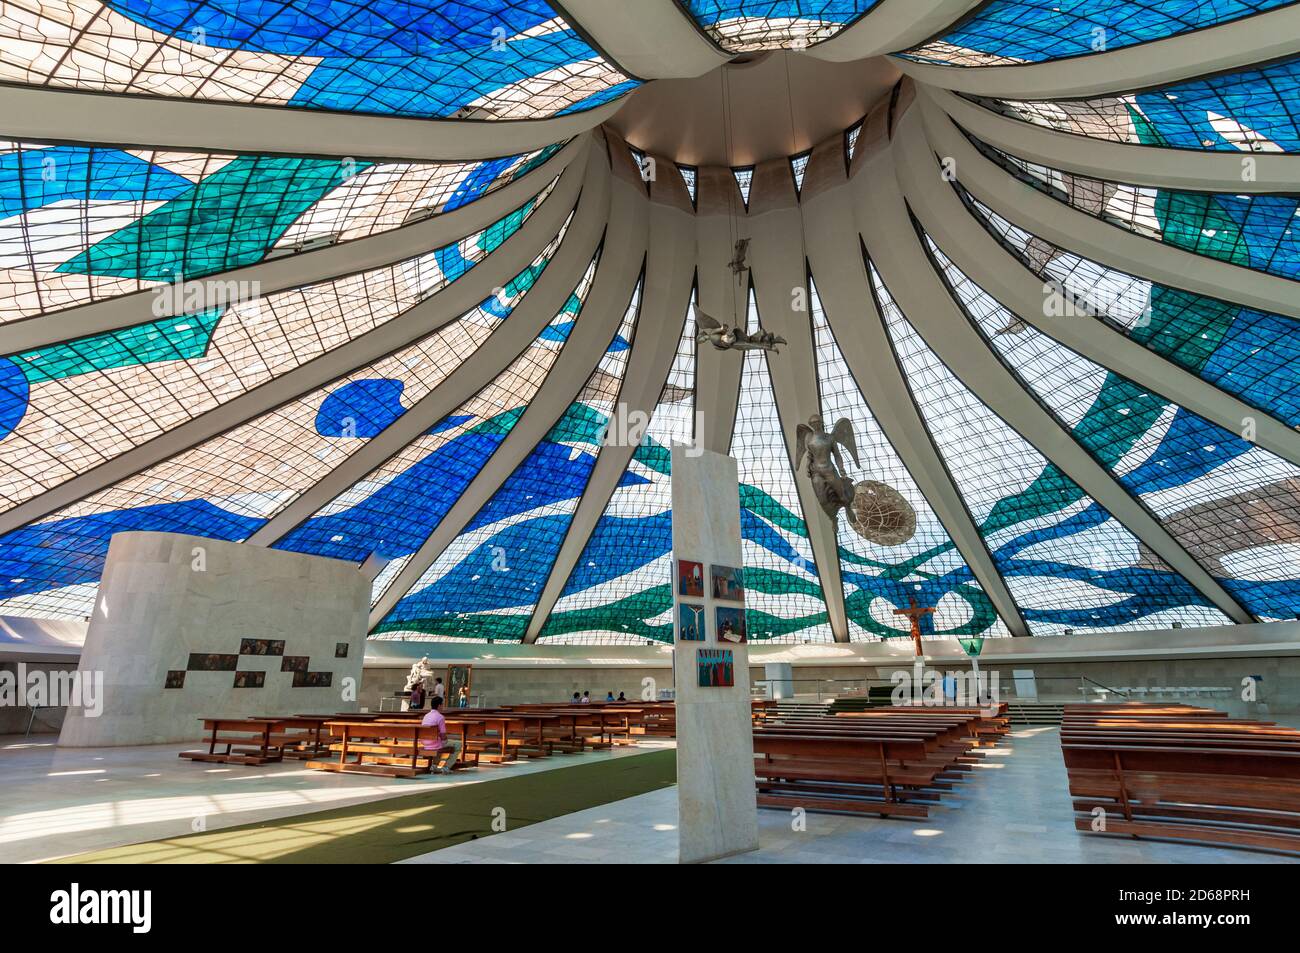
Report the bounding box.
[670,447,759,863]
[59,532,369,747]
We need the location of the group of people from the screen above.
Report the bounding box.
[408,677,469,711]
[570,691,627,703]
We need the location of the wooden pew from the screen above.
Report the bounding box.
[179,718,288,765]
[753,731,942,817]
[1060,704,1300,854]
[751,706,1005,818]
[307,720,476,778]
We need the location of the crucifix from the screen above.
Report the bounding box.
[894,597,935,657]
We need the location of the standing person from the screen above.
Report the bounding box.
[432,675,445,701]
[457,685,470,708]
[408,680,425,711]
[580,691,591,704]
[421,696,459,773]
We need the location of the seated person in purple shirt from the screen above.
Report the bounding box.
[420,696,459,773]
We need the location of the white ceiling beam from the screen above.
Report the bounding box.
[0,137,586,355]
[926,85,1300,194]
[0,150,587,537]
[522,177,696,643]
[920,98,1300,321]
[896,110,1300,470]
[368,169,651,630]
[856,115,1253,625]
[0,84,621,161]
[746,158,850,641]
[556,0,729,78]
[894,5,1300,100]
[251,145,611,547]
[801,132,1030,637]
[807,0,986,61]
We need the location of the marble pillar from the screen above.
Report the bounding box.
[670,447,759,863]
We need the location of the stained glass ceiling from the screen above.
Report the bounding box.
[1,0,1298,643]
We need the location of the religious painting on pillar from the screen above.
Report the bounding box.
[710,565,744,602]
[678,603,706,642]
[678,560,705,597]
[716,606,747,644]
[697,649,735,688]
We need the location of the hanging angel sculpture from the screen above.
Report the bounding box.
[696,309,786,354]
[795,414,919,546]
[795,415,860,523]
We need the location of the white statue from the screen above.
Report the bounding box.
[404,656,436,692]
[696,309,786,354]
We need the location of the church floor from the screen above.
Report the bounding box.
[405,728,1300,865]
[0,734,675,863]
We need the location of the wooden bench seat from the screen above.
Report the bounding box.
[307,720,477,778]
[1059,703,1300,854]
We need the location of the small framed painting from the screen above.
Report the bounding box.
[233,670,265,689]
[716,606,747,644]
[697,649,734,688]
[677,603,705,642]
[677,559,704,597]
[187,653,238,672]
[164,670,185,690]
[335,642,349,659]
[239,638,285,656]
[710,564,744,602]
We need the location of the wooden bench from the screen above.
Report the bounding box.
[754,731,945,817]
[307,720,478,778]
[179,718,288,765]
[1059,704,1300,854]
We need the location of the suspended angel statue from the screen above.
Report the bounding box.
[795,414,919,546]
[696,309,786,353]
[795,415,860,523]
[729,238,750,284]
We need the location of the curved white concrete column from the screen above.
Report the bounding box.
[0,84,623,161]
[522,192,697,642]
[0,149,589,538]
[808,0,986,62]
[802,136,1030,637]
[893,116,1300,470]
[0,137,587,355]
[694,167,748,453]
[895,6,1300,100]
[854,118,1253,624]
[368,170,651,629]
[251,147,613,546]
[920,98,1300,321]
[557,0,729,78]
[926,86,1300,194]
[747,158,850,641]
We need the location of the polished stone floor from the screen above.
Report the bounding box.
[0,733,674,863]
[405,727,1299,864]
